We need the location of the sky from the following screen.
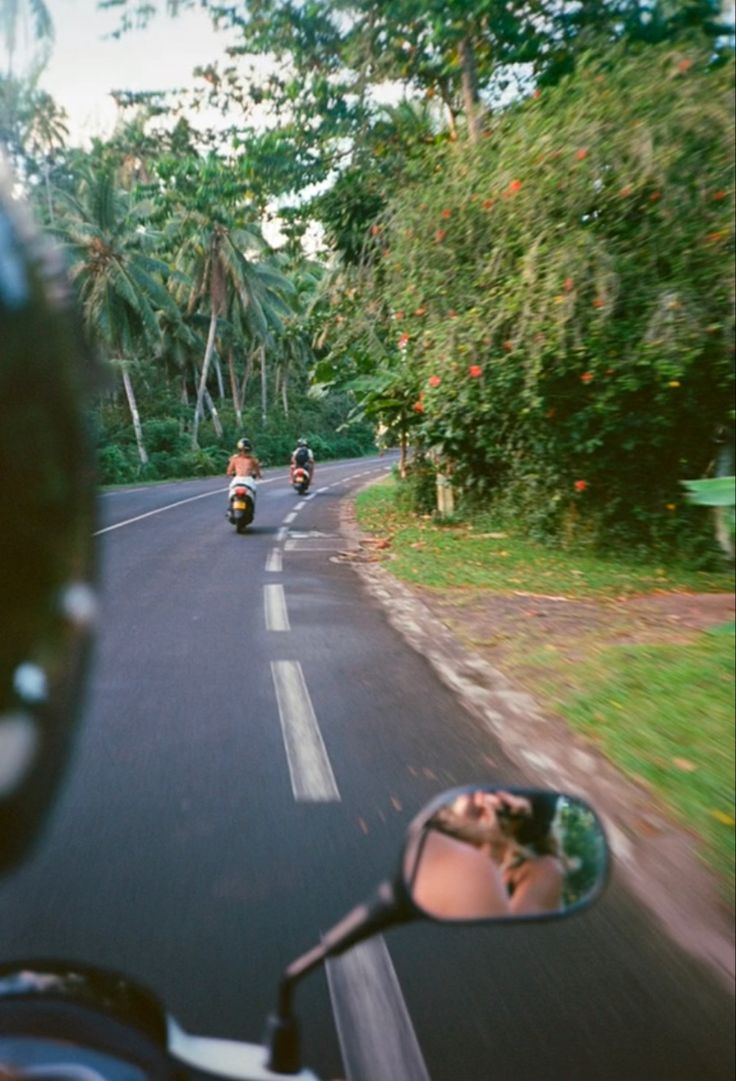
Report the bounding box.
[37,0,235,142]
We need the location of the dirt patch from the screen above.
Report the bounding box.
[409,587,735,674]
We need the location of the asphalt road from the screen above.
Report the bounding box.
[2,455,734,1081]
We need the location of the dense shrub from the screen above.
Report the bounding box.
[328,40,735,556]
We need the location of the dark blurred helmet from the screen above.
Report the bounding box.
[515,793,559,846]
[0,160,98,873]
[237,437,252,452]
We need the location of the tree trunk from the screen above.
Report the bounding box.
[203,386,224,438]
[459,37,481,145]
[192,308,218,449]
[121,363,148,466]
[228,349,243,428]
[213,351,225,399]
[399,426,408,479]
[240,346,256,412]
[281,368,289,417]
[260,343,267,426]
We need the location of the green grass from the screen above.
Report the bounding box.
[527,632,735,899]
[357,477,735,896]
[356,477,735,597]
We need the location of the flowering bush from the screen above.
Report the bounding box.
[320,41,734,555]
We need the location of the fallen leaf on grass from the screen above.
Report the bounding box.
[709,810,735,826]
[672,757,698,772]
[410,541,426,549]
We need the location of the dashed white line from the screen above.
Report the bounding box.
[316,486,329,494]
[325,936,430,1081]
[295,501,306,511]
[264,584,290,631]
[266,549,283,573]
[276,526,288,542]
[283,511,298,524]
[270,661,340,801]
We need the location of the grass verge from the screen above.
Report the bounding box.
[356,476,735,899]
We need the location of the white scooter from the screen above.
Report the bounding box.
[0,785,609,1080]
[228,476,258,533]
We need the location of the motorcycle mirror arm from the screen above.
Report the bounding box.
[265,877,417,1074]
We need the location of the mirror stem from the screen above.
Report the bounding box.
[267,880,411,1074]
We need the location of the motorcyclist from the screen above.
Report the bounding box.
[226,437,262,479]
[289,438,314,485]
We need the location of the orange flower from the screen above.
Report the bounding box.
[503,340,514,351]
[413,401,425,413]
[574,480,588,492]
[394,310,404,320]
[677,58,694,74]
[440,208,452,219]
[414,306,427,316]
[564,277,574,292]
[435,229,447,242]
[482,198,494,209]
[706,231,725,243]
[592,297,605,309]
[468,365,482,378]
[398,333,410,348]
[649,190,662,202]
[428,375,441,387]
[508,179,523,194]
[370,224,382,236]
[576,148,588,161]
[533,88,542,99]
[712,190,727,201]
[580,372,594,384]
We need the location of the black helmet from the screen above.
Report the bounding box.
[0,161,98,873]
[237,437,252,452]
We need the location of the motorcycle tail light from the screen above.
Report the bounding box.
[234,486,247,497]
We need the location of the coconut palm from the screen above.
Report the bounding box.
[55,168,182,465]
[171,211,295,445]
[1,0,53,76]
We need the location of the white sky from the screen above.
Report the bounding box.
[38,0,234,142]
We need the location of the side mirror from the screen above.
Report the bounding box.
[403,786,609,922]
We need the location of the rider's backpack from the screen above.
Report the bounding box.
[294,446,310,467]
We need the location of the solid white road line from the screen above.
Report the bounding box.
[325,936,430,1081]
[264,584,290,632]
[270,661,340,802]
[94,489,224,535]
[265,549,283,573]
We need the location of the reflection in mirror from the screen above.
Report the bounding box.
[404,787,608,922]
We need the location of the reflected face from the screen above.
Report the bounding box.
[405,786,608,923]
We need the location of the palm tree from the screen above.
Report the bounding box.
[1,0,53,76]
[56,168,181,465]
[171,211,294,445]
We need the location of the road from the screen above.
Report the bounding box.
[2,455,734,1081]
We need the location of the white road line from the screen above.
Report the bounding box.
[266,549,282,573]
[283,511,298,524]
[94,489,225,535]
[276,526,288,542]
[264,584,290,632]
[316,486,329,494]
[295,501,306,511]
[270,661,340,802]
[325,936,430,1081]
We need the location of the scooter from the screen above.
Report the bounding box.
[0,785,609,1080]
[228,476,257,533]
[291,465,311,495]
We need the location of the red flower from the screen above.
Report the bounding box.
[576,148,589,161]
[563,277,574,292]
[508,179,523,194]
[533,88,542,99]
[393,310,404,320]
[370,224,382,236]
[413,401,425,414]
[441,208,452,219]
[468,365,482,378]
[712,190,727,201]
[649,190,662,202]
[435,229,447,242]
[592,298,605,309]
[574,480,588,492]
[677,58,693,73]
[398,333,410,348]
[428,375,442,387]
[580,372,594,384]
[482,198,494,209]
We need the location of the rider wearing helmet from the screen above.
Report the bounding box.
[226,437,262,479]
[290,438,314,485]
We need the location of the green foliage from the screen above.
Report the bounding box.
[330,42,735,555]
